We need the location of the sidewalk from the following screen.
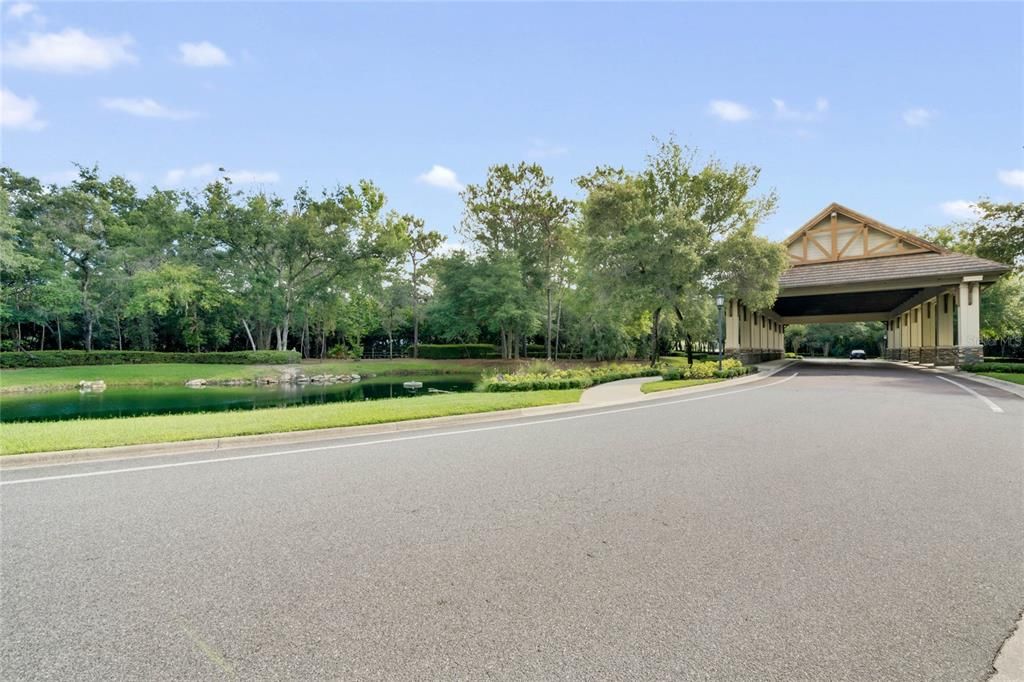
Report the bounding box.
[579,358,796,405]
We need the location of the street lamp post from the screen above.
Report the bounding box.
[715,294,725,371]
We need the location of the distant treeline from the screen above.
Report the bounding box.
[2,138,820,364]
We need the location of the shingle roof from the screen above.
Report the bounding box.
[778,252,1010,290]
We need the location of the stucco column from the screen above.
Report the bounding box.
[885,319,895,359]
[908,304,922,363]
[741,304,752,351]
[724,298,740,359]
[893,315,902,359]
[956,278,983,365]
[920,297,937,365]
[935,290,956,365]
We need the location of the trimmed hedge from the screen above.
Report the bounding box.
[713,366,757,379]
[662,358,744,380]
[414,344,500,359]
[480,364,660,392]
[961,362,1024,374]
[0,350,301,369]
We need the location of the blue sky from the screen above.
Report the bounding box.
[2,1,1022,244]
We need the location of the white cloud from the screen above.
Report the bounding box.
[997,169,1024,189]
[2,28,136,73]
[41,169,81,184]
[0,88,46,130]
[772,97,829,121]
[708,99,753,122]
[228,169,279,183]
[416,165,464,191]
[527,138,568,159]
[177,41,231,67]
[164,164,216,186]
[163,163,277,186]
[902,108,935,127]
[7,2,37,19]
[100,97,197,120]
[939,200,982,220]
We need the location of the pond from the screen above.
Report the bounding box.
[0,374,480,423]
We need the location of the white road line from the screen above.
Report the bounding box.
[1,373,798,486]
[935,375,1005,414]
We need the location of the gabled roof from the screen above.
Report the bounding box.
[783,202,945,266]
[778,251,1010,291]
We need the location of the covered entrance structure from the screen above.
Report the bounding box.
[725,203,1010,366]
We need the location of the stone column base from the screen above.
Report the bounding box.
[898,348,909,361]
[908,347,921,363]
[919,347,937,365]
[955,345,983,367]
[935,346,957,366]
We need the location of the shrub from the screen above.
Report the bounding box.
[479,363,660,392]
[415,344,500,359]
[327,343,363,359]
[0,350,301,369]
[713,366,758,379]
[961,362,1023,374]
[662,358,742,380]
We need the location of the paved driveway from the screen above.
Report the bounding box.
[2,361,1022,680]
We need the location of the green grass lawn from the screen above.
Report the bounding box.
[977,372,1024,386]
[0,389,582,455]
[640,378,723,394]
[0,358,507,393]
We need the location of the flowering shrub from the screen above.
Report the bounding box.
[479,363,660,392]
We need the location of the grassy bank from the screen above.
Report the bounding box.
[977,372,1024,386]
[0,358,507,394]
[0,389,582,455]
[640,378,723,394]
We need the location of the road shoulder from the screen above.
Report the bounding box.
[1,360,795,470]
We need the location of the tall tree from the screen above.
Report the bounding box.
[459,163,574,359]
[578,139,787,364]
[393,213,444,358]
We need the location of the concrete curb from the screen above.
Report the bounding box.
[0,360,797,470]
[578,359,797,405]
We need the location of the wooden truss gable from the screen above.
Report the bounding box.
[783,203,944,266]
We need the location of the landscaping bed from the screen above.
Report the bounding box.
[479,363,660,392]
[641,378,724,394]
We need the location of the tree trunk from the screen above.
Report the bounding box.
[39,323,45,350]
[554,297,562,361]
[411,261,420,359]
[242,319,257,352]
[686,333,694,365]
[650,307,662,367]
[57,318,63,350]
[388,328,394,359]
[500,327,508,360]
[116,317,123,351]
[545,287,552,360]
[81,270,93,352]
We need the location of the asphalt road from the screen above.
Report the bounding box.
[2,361,1022,680]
